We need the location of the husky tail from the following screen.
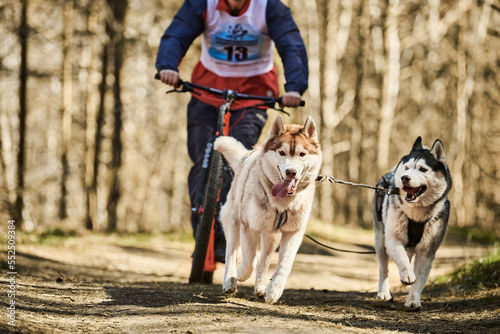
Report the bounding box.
[214,136,249,170]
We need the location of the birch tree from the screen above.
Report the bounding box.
[318,0,353,222]
[377,0,400,172]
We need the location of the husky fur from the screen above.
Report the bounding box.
[372,137,452,309]
[214,115,322,304]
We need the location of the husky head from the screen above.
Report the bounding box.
[263,115,322,199]
[394,137,451,206]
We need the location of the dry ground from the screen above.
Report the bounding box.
[1,225,499,334]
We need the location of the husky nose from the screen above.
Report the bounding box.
[401,175,411,184]
[286,168,297,179]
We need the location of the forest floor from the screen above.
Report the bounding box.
[1,222,499,334]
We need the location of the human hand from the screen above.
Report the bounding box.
[159,69,179,87]
[280,91,302,108]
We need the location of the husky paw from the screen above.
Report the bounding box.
[404,294,421,309]
[404,300,422,309]
[254,282,267,299]
[222,277,238,295]
[377,291,393,301]
[400,270,416,285]
[264,286,283,304]
[255,287,266,299]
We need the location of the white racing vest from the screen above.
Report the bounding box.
[200,0,274,77]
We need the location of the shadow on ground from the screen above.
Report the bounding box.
[0,237,498,334]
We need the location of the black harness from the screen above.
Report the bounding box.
[405,203,449,248]
[406,219,427,248]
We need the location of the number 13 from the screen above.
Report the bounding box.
[224,46,248,61]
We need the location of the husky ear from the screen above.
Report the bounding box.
[301,116,317,139]
[430,139,446,163]
[269,115,285,138]
[412,136,423,151]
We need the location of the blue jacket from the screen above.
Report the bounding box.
[155,0,308,94]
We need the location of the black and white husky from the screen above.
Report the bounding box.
[372,137,452,309]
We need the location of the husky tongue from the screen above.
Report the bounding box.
[271,179,294,199]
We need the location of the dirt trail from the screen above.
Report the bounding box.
[1,230,498,334]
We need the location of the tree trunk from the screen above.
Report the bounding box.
[348,0,367,227]
[106,0,128,231]
[59,0,74,219]
[377,0,400,172]
[16,0,29,229]
[91,32,109,231]
[0,122,15,218]
[84,0,99,230]
[303,0,321,216]
[318,0,353,223]
[454,0,492,227]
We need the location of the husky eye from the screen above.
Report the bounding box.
[279,151,286,156]
[419,167,428,172]
[405,166,410,170]
[299,152,306,157]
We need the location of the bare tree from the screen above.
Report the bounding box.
[453,0,493,227]
[2,0,500,235]
[377,0,400,172]
[106,0,128,231]
[318,0,353,222]
[90,12,109,231]
[83,0,100,230]
[16,0,29,229]
[59,0,74,219]
[0,123,14,218]
[347,0,368,227]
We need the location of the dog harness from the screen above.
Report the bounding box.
[241,149,256,164]
[406,219,427,248]
[275,210,288,229]
[406,202,449,248]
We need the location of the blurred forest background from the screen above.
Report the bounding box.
[1,0,499,236]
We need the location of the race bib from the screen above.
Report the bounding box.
[200,0,274,77]
[209,23,263,62]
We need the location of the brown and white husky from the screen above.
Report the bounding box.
[214,115,322,304]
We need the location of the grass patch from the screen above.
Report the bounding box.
[15,228,80,246]
[432,246,500,291]
[40,228,78,239]
[447,225,500,245]
[114,230,194,247]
